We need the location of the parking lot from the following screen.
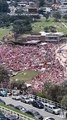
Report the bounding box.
[0,96,66,120]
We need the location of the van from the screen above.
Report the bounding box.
[44,103,61,115]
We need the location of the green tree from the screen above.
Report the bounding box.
[15,9,24,15]
[0,0,10,13]
[61,95,67,108]
[44,12,50,21]
[44,26,49,32]
[43,82,61,102]
[0,66,9,88]
[13,19,32,34]
[39,0,45,7]
[53,12,61,21]
[49,26,57,32]
[63,14,67,20]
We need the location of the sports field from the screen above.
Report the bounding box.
[32,18,67,34]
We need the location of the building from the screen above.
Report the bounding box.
[59,0,67,15]
[45,0,59,6]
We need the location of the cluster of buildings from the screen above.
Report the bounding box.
[6,0,67,16]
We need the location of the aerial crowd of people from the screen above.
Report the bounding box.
[0,43,64,91]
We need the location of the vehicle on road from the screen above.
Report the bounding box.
[0,112,7,120]
[32,100,44,109]
[44,103,61,115]
[12,95,21,100]
[25,109,43,120]
[15,105,26,113]
[21,96,34,104]
[44,117,55,120]
[6,115,17,120]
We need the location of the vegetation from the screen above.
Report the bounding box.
[0,27,11,40]
[0,66,9,88]
[32,18,67,34]
[36,81,67,108]
[39,0,45,7]
[11,70,39,82]
[13,19,32,34]
[0,0,10,13]
[53,11,61,21]
[61,95,67,108]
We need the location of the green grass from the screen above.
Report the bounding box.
[32,18,67,34]
[0,27,12,40]
[11,70,39,82]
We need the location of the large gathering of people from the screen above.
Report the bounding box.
[0,43,64,91]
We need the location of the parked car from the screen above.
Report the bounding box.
[21,96,34,104]
[44,103,61,115]
[25,109,43,120]
[12,95,21,100]
[32,100,44,109]
[15,105,26,113]
[44,117,55,120]
[0,112,7,120]
[6,115,17,120]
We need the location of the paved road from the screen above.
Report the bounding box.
[0,97,66,120]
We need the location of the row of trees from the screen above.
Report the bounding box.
[0,13,32,34]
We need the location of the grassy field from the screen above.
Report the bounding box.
[0,27,12,40]
[32,18,67,34]
[11,70,39,82]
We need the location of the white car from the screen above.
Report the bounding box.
[44,117,55,120]
[44,103,61,115]
[12,95,21,100]
[21,96,34,104]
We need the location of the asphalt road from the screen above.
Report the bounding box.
[0,96,66,120]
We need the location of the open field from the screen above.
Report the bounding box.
[0,27,12,40]
[11,70,39,82]
[32,18,67,34]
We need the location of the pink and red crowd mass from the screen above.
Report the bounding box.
[0,43,64,91]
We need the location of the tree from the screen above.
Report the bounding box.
[39,0,45,7]
[0,66,9,88]
[44,12,50,21]
[53,12,61,21]
[43,82,61,102]
[44,26,57,33]
[13,19,32,34]
[44,26,49,32]
[10,80,27,94]
[0,0,10,13]
[49,26,57,32]
[63,14,67,20]
[15,9,24,15]
[61,95,67,108]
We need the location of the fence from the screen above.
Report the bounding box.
[30,94,67,110]
[0,105,35,120]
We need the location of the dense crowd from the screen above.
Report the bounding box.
[0,43,64,91]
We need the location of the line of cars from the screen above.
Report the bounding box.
[12,95,61,114]
[0,90,62,120]
[11,95,62,120]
